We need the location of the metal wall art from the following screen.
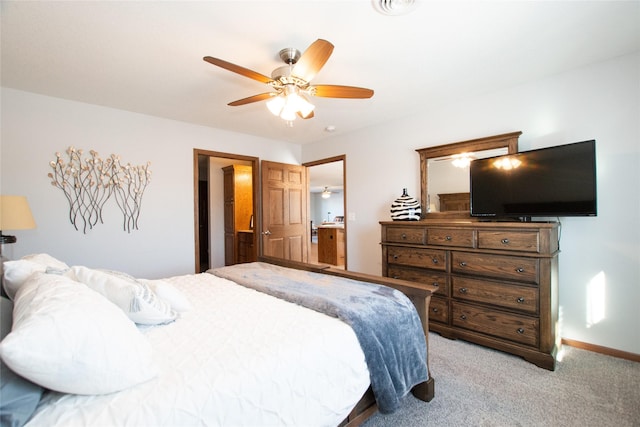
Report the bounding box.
[48,146,152,233]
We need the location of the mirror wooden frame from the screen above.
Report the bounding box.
[416,131,521,219]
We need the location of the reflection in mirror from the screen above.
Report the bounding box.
[427,148,506,212]
[417,132,521,218]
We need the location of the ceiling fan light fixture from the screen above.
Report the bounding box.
[266,86,315,122]
[291,94,315,118]
[266,95,286,116]
[280,104,298,122]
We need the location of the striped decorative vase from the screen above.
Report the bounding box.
[390,188,421,221]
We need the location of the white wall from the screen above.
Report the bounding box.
[0,88,300,279]
[302,52,640,354]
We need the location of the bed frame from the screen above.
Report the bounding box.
[259,257,436,427]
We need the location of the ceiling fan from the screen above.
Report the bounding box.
[203,39,374,124]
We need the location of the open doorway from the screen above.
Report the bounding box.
[193,149,259,273]
[304,155,346,269]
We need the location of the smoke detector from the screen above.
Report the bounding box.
[373,0,417,16]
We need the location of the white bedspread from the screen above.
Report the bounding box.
[26,273,370,427]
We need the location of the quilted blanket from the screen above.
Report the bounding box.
[209,262,428,414]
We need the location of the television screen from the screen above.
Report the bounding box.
[470,140,597,219]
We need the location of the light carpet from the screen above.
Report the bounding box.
[363,332,640,427]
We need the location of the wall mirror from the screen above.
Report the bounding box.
[416,131,521,219]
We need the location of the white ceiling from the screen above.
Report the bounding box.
[2,1,638,145]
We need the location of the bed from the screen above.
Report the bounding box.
[0,254,434,427]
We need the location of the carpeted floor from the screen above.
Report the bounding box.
[363,333,640,427]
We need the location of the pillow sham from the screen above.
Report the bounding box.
[20,253,69,271]
[69,266,178,325]
[138,279,192,313]
[0,272,158,395]
[2,254,70,300]
[2,260,46,301]
[0,297,44,427]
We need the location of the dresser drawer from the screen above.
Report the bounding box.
[452,302,539,347]
[429,296,448,324]
[478,230,540,253]
[387,246,446,271]
[451,251,539,284]
[427,228,475,248]
[384,227,426,244]
[387,265,449,296]
[451,276,538,314]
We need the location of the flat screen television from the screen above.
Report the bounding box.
[470,139,597,220]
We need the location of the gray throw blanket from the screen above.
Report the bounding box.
[208,262,428,414]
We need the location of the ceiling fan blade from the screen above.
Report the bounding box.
[291,39,334,82]
[228,92,276,106]
[311,85,374,99]
[203,56,273,84]
[298,110,315,119]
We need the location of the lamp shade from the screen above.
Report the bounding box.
[0,195,36,231]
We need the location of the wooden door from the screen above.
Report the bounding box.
[222,165,254,266]
[261,161,308,262]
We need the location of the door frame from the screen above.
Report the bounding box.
[193,149,259,273]
[303,155,347,268]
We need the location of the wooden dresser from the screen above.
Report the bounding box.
[380,220,560,370]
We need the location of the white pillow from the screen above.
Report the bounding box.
[0,272,158,395]
[70,266,178,325]
[139,279,192,313]
[21,253,69,271]
[2,260,45,300]
[3,254,70,299]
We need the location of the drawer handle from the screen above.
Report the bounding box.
[393,255,399,260]
[431,258,439,265]
[516,328,525,334]
[459,261,467,267]
[432,282,440,287]
[401,233,407,239]
[516,297,525,303]
[515,267,525,273]
[460,314,467,321]
[432,308,439,313]
[445,235,452,241]
[501,238,510,244]
[459,287,468,294]
[392,275,399,279]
